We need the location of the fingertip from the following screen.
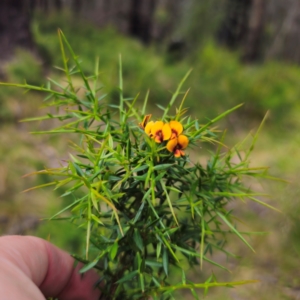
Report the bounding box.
[0,235,101,300]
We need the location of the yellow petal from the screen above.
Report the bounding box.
[151,121,164,135]
[178,135,189,149]
[166,138,177,152]
[145,121,154,136]
[162,123,172,140]
[169,121,183,137]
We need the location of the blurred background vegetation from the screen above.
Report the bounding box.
[1,0,300,299]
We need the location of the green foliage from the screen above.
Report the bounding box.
[5,49,44,86]
[32,11,166,100]
[191,43,300,125]
[32,12,300,131]
[0,49,44,121]
[0,31,277,299]
[179,0,226,48]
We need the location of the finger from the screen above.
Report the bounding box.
[0,235,101,300]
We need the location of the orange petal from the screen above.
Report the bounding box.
[162,123,172,140]
[169,121,183,137]
[139,114,152,129]
[174,149,182,157]
[145,121,154,136]
[177,135,189,149]
[166,138,177,152]
[154,135,162,143]
[151,121,164,136]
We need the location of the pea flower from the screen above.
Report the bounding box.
[144,121,155,137]
[166,135,189,157]
[143,118,189,157]
[146,121,171,143]
[169,121,183,139]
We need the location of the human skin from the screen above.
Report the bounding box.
[0,235,101,300]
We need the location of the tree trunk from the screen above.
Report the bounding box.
[129,0,157,44]
[54,0,62,11]
[266,0,300,62]
[40,0,49,14]
[242,0,266,62]
[71,0,83,15]
[0,0,36,63]
[218,0,252,48]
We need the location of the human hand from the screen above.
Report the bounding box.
[0,235,101,300]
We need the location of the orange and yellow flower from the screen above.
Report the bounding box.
[146,121,172,143]
[166,134,189,157]
[169,121,183,139]
[142,117,189,157]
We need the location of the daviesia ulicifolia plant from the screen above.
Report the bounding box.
[0,31,278,300]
